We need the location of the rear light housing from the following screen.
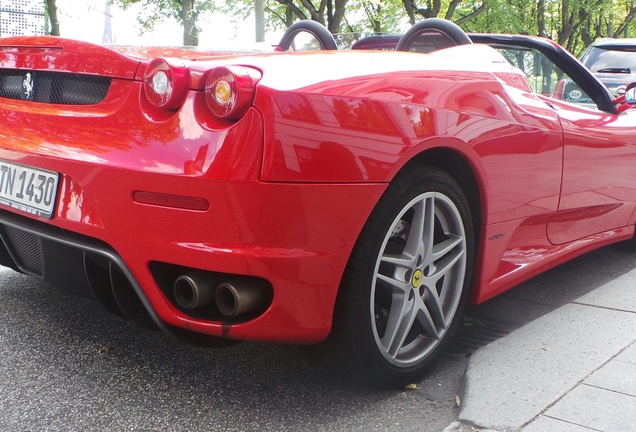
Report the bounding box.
[205,66,262,120]
[144,58,189,110]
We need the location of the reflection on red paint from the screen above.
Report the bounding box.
[56,176,102,227]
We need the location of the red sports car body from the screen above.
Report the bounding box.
[0,19,635,386]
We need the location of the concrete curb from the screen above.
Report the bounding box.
[451,268,636,431]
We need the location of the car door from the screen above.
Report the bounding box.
[493,41,636,245]
[546,99,636,244]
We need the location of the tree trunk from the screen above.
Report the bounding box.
[444,0,461,20]
[275,1,309,23]
[45,0,60,36]
[614,6,636,38]
[363,1,382,32]
[328,0,348,33]
[402,0,417,25]
[455,1,486,26]
[285,6,296,26]
[537,0,546,37]
[255,0,265,42]
[431,0,441,18]
[182,0,198,46]
[298,0,323,22]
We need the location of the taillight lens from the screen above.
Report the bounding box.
[144,58,189,109]
[204,66,261,120]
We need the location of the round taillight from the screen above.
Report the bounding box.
[204,66,261,120]
[144,58,189,110]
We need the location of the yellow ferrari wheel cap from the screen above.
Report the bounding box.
[411,269,423,289]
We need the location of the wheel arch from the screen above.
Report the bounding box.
[330,145,486,319]
[399,147,483,239]
[324,148,484,386]
[396,147,486,302]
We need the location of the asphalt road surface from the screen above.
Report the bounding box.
[0,243,634,431]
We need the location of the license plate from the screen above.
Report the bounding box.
[0,160,59,218]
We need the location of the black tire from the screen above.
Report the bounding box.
[325,165,474,388]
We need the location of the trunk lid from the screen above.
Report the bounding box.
[0,36,142,79]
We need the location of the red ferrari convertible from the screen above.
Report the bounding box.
[0,18,635,387]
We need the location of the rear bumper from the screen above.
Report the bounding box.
[0,170,385,344]
[0,209,223,346]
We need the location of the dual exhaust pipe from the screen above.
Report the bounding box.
[173,272,270,318]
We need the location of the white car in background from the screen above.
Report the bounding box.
[580,38,636,96]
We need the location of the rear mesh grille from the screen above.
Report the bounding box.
[3,226,43,275]
[0,69,111,105]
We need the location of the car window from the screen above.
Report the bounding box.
[285,32,325,51]
[494,46,594,106]
[582,46,636,72]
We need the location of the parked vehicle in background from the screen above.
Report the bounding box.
[580,38,636,96]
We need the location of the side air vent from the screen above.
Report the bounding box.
[0,69,111,105]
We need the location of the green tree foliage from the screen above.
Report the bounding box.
[266,0,351,33]
[400,0,486,25]
[219,0,351,33]
[113,0,215,46]
[125,0,636,54]
[292,0,349,33]
[407,0,636,53]
[579,0,636,44]
[347,0,406,32]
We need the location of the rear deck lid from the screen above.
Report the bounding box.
[0,36,141,78]
[0,36,140,105]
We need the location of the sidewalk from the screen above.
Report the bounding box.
[444,268,636,432]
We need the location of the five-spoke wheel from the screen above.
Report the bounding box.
[326,165,474,388]
[372,191,466,367]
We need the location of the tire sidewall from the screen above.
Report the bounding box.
[348,166,475,386]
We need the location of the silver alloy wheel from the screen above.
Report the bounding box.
[370,191,467,367]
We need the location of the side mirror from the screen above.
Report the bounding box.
[625,82,636,105]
